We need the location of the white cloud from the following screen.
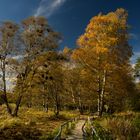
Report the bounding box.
[12,55,23,60]
[129,33,138,40]
[34,0,67,17]
[131,52,140,64]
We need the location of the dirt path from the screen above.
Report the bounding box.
[66,120,85,140]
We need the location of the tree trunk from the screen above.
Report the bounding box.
[97,94,101,115]
[70,87,76,104]
[2,94,12,114]
[27,98,32,108]
[54,90,60,116]
[54,102,59,116]
[100,70,106,116]
[12,95,22,117]
[42,85,49,112]
[98,70,107,117]
[1,59,12,115]
[56,103,59,116]
[46,92,49,112]
[42,96,48,112]
[97,75,101,116]
[45,103,48,112]
[78,92,83,114]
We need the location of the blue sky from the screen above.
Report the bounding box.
[0,0,139,63]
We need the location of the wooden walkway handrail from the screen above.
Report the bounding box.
[54,115,80,140]
[82,119,87,138]
[82,117,101,140]
[88,117,101,140]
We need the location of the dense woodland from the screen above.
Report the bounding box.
[0,8,140,139]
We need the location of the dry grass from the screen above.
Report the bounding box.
[94,111,140,140]
[0,105,79,140]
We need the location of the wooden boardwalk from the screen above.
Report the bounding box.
[65,120,85,140]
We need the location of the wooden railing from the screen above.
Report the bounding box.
[82,117,101,140]
[82,119,88,139]
[54,115,80,140]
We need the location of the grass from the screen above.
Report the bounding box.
[92,111,140,140]
[0,105,79,140]
[62,121,76,137]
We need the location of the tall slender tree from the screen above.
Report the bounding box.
[0,21,18,115]
[72,8,132,116]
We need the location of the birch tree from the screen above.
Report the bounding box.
[0,21,18,115]
[72,8,132,116]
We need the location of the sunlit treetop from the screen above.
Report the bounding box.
[73,8,132,68]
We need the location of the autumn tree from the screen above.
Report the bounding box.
[62,47,94,113]
[0,21,18,115]
[13,16,61,116]
[131,57,140,110]
[24,51,64,115]
[63,67,82,112]
[72,8,132,116]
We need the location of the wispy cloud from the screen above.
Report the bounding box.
[34,0,67,17]
[131,52,140,64]
[12,55,23,60]
[129,33,139,40]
